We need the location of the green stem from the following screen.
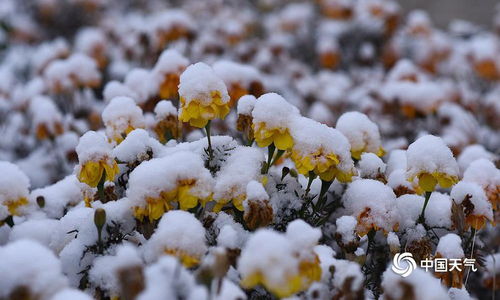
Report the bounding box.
[305,171,316,195]
[418,191,432,225]
[205,121,214,161]
[263,143,276,174]
[270,149,285,166]
[318,180,333,203]
[97,170,106,202]
[4,215,14,227]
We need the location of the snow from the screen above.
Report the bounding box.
[152,49,189,77]
[30,175,82,219]
[406,135,459,183]
[236,95,257,116]
[112,129,163,163]
[89,244,143,297]
[143,210,207,263]
[335,215,358,244]
[213,60,261,88]
[450,181,493,220]
[0,240,68,299]
[127,151,214,213]
[213,146,264,209]
[342,179,397,234]
[358,152,386,178]
[123,69,157,104]
[102,96,146,141]
[0,161,30,218]
[252,93,299,130]
[436,233,464,258]
[238,229,299,290]
[51,289,93,300]
[382,267,448,300]
[8,218,59,247]
[457,144,496,173]
[178,62,229,105]
[154,100,177,118]
[336,111,383,158]
[424,192,453,229]
[75,131,114,163]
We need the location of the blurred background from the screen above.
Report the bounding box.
[400,0,498,28]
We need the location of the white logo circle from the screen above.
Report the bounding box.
[391,252,417,277]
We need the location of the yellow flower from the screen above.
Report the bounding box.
[253,122,294,150]
[164,248,201,268]
[5,197,28,216]
[351,146,385,160]
[298,255,322,287]
[241,271,303,299]
[291,148,354,183]
[213,193,245,212]
[179,91,230,128]
[77,159,120,188]
[133,179,211,221]
[413,171,458,192]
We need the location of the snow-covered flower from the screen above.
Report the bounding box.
[29,95,64,140]
[238,221,321,298]
[75,131,119,189]
[451,181,494,230]
[178,62,230,128]
[243,180,273,230]
[463,159,500,211]
[252,93,299,150]
[153,100,180,143]
[213,60,264,106]
[290,117,355,182]
[213,146,264,212]
[152,49,189,100]
[336,111,385,160]
[406,135,459,192]
[342,179,397,236]
[435,233,465,288]
[0,240,68,299]
[127,151,213,221]
[236,95,257,142]
[102,96,146,144]
[0,161,30,218]
[144,210,206,267]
